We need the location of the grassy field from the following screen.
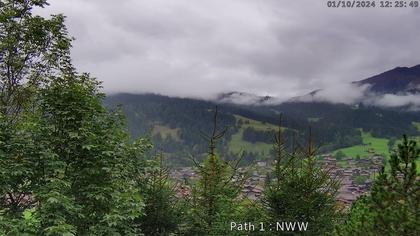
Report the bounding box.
[233,115,278,131]
[333,132,389,158]
[228,115,277,155]
[333,130,420,172]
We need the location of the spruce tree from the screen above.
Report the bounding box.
[336,135,420,235]
[137,153,180,235]
[186,107,244,235]
[263,117,340,235]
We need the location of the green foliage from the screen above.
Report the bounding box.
[0,1,152,234]
[333,131,390,158]
[242,127,272,144]
[335,150,346,160]
[369,135,420,235]
[387,137,397,152]
[137,154,181,235]
[36,74,150,235]
[185,108,243,235]
[0,1,78,233]
[233,200,267,236]
[263,121,340,235]
[0,0,74,118]
[187,153,240,235]
[336,135,420,235]
[319,131,363,153]
[334,196,376,236]
[413,122,420,132]
[353,175,368,185]
[228,122,272,158]
[1,73,153,235]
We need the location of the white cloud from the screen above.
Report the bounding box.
[297,84,370,104]
[366,93,420,109]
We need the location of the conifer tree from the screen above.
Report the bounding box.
[336,135,420,235]
[137,153,181,235]
[186,107,244,235]
[263,117,340,235]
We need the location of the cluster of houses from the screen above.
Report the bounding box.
[169,155,385,206]
[170,167,196,184]
[239,163,267,200]
[319,155,384,205]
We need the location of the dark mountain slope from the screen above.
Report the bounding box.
[354,64,420,94]
[289,64,420,104]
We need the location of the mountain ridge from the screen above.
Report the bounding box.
[354,64,420,94]
[230,64,420,107]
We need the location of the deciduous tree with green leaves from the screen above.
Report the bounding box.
[0,1,152,235]
[1,0,76,232]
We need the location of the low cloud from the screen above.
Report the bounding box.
[216,92,265,105]
[213,81,420,110]
[292,83,420,110]
[366,93,420,110]
[36,0,420,100]
[296,84,370,104]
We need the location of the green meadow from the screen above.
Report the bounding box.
[228,115,276,155]
[333,132,389,158]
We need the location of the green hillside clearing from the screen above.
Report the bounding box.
[228,115,277,155]
[333,132,389,158]
[333,131,420,172]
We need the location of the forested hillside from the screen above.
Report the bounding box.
[105,93,420,166]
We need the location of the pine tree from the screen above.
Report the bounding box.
[263,117,340,235]
[137,153,181,235]
[186,107,244,235]
[336,135,420,235]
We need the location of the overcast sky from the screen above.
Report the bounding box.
[38,0,420,100]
